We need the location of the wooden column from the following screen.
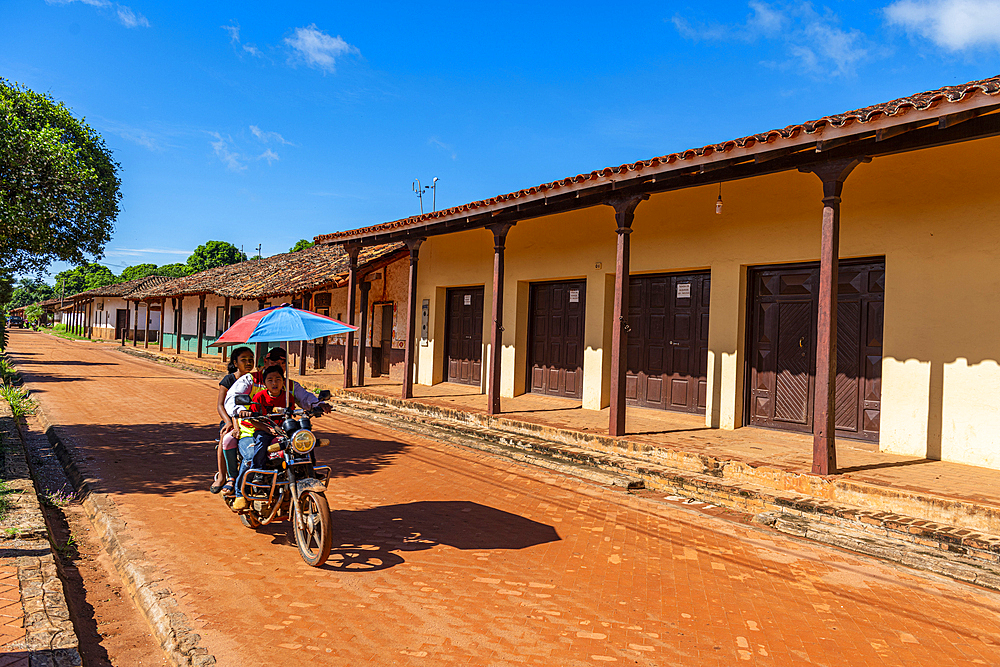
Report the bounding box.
[343,247,361,387]
[196,294,206,358]
[143,302,151,349]
[132,301,139,347]
[487,222,515,416]
[799,158,870,475]
[606,194,648,437]
[256,300,266,361]
[175,297,183,354]
[299,293,310,376]
[222,296,231,358]
[401,238,424,400]
[357,281,371,387]
[159,299,166,352]
[343,244,361,389]
[86,300,93,339]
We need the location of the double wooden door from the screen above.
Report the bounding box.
[528,280,586,399]
[445,287,484,385]
[748,259,884,441]
[626,272,710,413]
[114,309,129,340]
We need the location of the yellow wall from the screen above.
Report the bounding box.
[413,135,1000,469]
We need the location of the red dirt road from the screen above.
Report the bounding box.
[9,328,1000,667]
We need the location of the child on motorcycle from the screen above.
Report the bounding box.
[228,362,330,511]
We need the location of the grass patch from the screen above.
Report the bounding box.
[0,357,15,384]
[0,480,15,523]
[49,324,88,342]
[0,383,36,418]
[54,533,78,559]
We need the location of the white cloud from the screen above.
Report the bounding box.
[47,0,149,28]
[672,2,869,76]
[285,24,358,73]
[258,149,280,164]
[250,125,293,145]
[222,21,261,57]
[428,138,457,160]
[104,247,192,258]
[116,5,149,28]
[209,132,246,172]
[885,0,1000,50]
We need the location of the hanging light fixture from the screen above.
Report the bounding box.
[715,183,723,215]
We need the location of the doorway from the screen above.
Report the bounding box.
[746,259,884,441]
[444,287,485,386]
[527,280,586,399]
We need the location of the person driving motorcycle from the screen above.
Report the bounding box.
[224,353,331,511]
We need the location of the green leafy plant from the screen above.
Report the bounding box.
[3,527,21,539]
[0,383,36,417]
[0,480,15,523]
[54,534,78,559]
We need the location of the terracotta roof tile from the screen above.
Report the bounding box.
[129,243,405,301]
[315,75,1000,243]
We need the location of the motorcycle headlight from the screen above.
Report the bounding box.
[291,429,316,454]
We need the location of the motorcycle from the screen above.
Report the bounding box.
[226,389,335,567]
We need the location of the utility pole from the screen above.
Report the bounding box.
[413,178,439,214]
[255,244,262,260]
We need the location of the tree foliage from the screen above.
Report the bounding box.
[7,278,55,309]
[54,263,115,295]
[289,239,314,253]
[154,263,192,278]
[120,263,159,282]
[0,79,121,274]
[23,303,43,324]
[186,241,246,273]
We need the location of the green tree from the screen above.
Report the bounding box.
[120,263,160,282]
[23,303,43,325]
[54,263,115,295]
[289,239,314,253]
[7,278,54,309]
[155,263,192,278]
[186,241,246,274]
[0,79,121,274]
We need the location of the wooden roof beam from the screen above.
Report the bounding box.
[938,104,1000,130]
[816,131,874,153]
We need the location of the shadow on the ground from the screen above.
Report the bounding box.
[253,500,561,572]
[40,421,409,496]
[837,458,937,474]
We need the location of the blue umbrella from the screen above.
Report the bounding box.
[211,303,357,346]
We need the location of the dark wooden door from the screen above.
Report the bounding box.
[445,287,484,385]
[748,260,884,441]
[626,273,711,413]
[115,309,129,340]
[380,305,393,376]
[528,280,586,399]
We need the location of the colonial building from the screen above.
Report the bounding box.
[126,242,409,378]
[315,76,1000,473]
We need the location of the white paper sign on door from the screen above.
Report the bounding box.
[677,283,691,298]
[569,290,580,303]
[464,294,472,306]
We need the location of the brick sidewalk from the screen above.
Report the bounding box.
[10,328,1000,666]
[0,565,26,666]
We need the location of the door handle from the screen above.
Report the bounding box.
[798,337,805,348]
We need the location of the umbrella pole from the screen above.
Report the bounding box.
[285,340,290,412]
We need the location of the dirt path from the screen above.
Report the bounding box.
[18,408,168,666]
[10,328,1000,667]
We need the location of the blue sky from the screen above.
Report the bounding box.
[2,0,999,281]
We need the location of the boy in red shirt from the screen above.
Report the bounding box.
[232,365,291,510]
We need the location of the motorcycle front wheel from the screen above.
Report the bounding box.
[294,491,332,567]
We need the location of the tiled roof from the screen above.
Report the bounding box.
[75,275,173,299]
[129,242,405,301]
[315,75,1000,243]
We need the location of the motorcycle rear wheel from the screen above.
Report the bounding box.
[294,491,332,567]
[240,511,260,529]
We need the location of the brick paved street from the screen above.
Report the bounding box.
[8,329,1000,666]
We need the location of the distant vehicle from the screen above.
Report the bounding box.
[5,315,24,328]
